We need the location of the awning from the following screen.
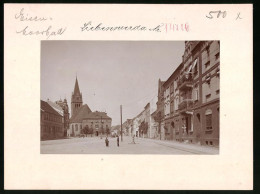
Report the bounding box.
[186,59,198,73]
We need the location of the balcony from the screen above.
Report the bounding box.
[178,99,193,113]
[177,73,193,90]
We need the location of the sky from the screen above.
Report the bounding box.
[41,41,185,126]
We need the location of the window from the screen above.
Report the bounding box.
[206,73,211,84]
[197,113,201,122]
[205,61,210,69]
[206,94,211,102]
[215,52,220,60]
[171,122,175,128]
[205,109,213,130]
[194,89,199,101]
[193,64,198,76]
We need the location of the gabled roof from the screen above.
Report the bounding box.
[70,106,112,123]
[41,100,62,116]
[47,100,63,116]
[86,111,112,120]
[70,104,92,123]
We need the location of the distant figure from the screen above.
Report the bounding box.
[132,135,135,144]
[117,135,119,147]
[105,137,109,147]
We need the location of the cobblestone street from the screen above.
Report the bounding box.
[41,136,219,154]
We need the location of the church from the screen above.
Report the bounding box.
[67,77,112,137]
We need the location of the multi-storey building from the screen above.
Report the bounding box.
[40,100,63,140]
[162,64,183,140]
[161,41,220,146]
[47,99,70,137]
[155,79,165,140]
[122,119,133,136]
[55,99,70,136]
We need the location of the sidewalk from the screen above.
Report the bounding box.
[139,137,219,155]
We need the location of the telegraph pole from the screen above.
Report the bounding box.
[120,105,123,142]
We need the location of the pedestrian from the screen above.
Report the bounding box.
[105,137,109,147]
[117,135,119,147]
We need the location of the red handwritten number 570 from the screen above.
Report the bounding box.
[206,11,227,19]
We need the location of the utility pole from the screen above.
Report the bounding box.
[120,105,123,142]
[100,116,103,139]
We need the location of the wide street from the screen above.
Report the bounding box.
[41,136,219,154]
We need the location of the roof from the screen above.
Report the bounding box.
[86,111,112,120]
[73,77,81,95]
[69,104,112,123]
[41,100,62,117]
[70,104,92,122]
[47,100,63,116]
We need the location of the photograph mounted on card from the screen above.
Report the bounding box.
[4,4,252,190]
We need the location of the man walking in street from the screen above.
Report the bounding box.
[117,135,119,147]
[105,137,109,147]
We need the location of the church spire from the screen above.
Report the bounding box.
[71,76,83,117]
[74,76,80,95]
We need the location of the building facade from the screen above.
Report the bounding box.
[154,79,165,140]
[122,119,133,136]
[161,41,220,146]
[40,100,63,140]
[55,99,70,136]
[162,63,183,141]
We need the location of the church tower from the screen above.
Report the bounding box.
[71,76,83,117]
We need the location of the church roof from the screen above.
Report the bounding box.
[73,77,81,95]
[70,104,92,123]
[41,100,62,117]
[87,111,112,120]
[70,105,112,123]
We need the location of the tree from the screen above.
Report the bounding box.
[89,127,93,137]
[83,125,89,137]
[125,126,129,136]
[138,121,146,137]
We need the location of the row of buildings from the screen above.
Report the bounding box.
[40,77,112,140]
[122,41,220,146]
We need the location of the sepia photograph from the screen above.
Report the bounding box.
[40,40,220,155]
